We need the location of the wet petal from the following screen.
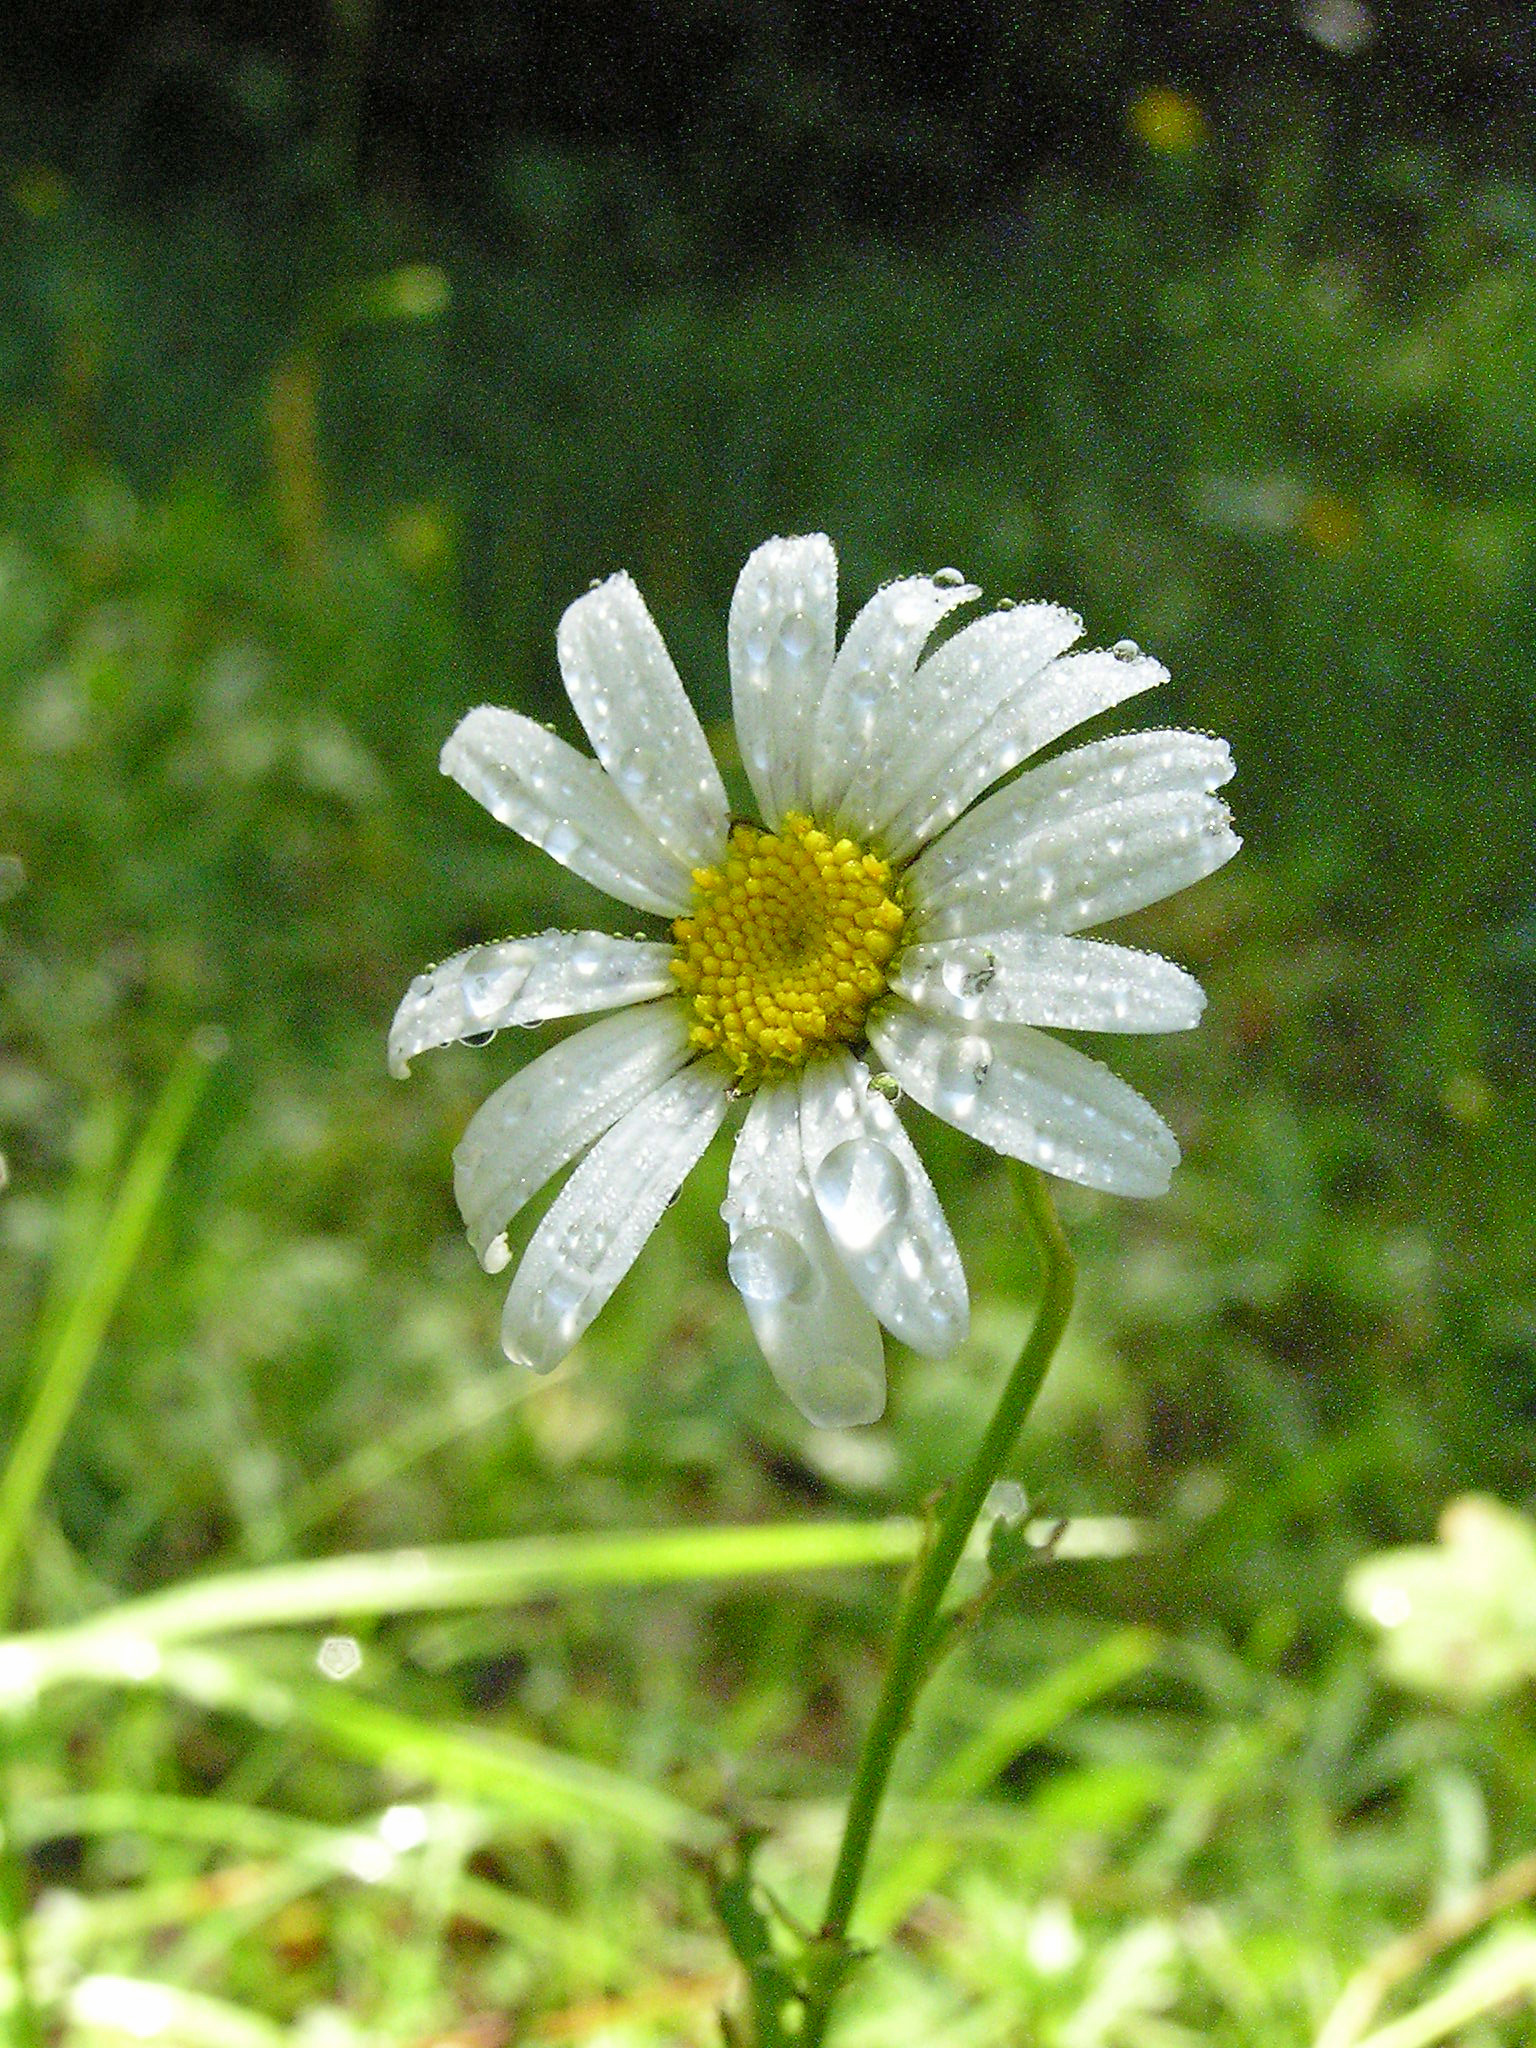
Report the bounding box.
[725,1084,886,1426]
[798,1050,968,1356]
[501,1065,726,1372]
[453,1003,694,1269]
[811,572,980,830]
[907,730,1238,937]
[389,933,675,1078]
[881,637,1166,863]
[442,706,695,916]
[867,1001,1181,1197]
[728,534,838,825]
[891,931,1206,1034]
[556,571,729,870]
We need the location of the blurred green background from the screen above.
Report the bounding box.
[1,3,1535,2043]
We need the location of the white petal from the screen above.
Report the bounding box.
[810,573,981,828]
[797,1051,968,1357]
[881,638,1167,862]
[442,706,696,917]
[389,934,675,1077]
[500,1065,726,1372]
[728,534,838,825]
[891,932,1206,1034]
[725,1085,886,1427]
[907,731,1238,937]
[453,1003,694,1269]
[556,572,729,869]
[867,1002,1181,1197]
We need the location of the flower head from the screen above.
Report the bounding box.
[391,537,1238,1426]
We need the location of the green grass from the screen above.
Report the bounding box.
[0,110,1534,2045]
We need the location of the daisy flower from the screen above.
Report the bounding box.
[391,536,1238,1427]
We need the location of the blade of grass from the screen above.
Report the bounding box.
[65,1974,288,2048]
[93,1643,722,1853]
[0,1515,1144,1705]
[0,1033,220,1621]
[21,1792,620,1969]
[0,1036,218,2048]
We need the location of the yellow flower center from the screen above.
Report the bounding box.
[671,812,906,1087]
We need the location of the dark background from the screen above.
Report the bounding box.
[5,0,1534,257]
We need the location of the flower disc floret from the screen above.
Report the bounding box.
[671,812,906,1084]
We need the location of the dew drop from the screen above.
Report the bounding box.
[745,622,773,665]
[933,565,967,588]
[813,1138,910,1254]
[615,745,655,796]
[935,1034,993,1121]
[541,1257,593,1326]
[778,611,815,660]
[728,1226,812,1306]
[484,1234,512,1274]
[545,822,581,862]
[570,935,607,978]
[848,668,882,716]
[1111,638,1140,661]
[460,1028,497,1048]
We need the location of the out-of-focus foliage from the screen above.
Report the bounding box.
[1348,1497,1536,1704]
[0,72,1534,2048]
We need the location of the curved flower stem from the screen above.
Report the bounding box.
[799,1163,1075,2048]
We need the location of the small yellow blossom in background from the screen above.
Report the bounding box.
[1440,1071,1492,1127]
[386,503,453,577]
[11,166,70,220]
[1128,87,1210,157]
[1301,491,1363,555]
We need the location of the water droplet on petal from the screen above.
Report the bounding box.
[484,1234,512,1274]
[848,668,881,717]
[935,1034,992,1121]
[778,611,815,659]
[933,566,967,588]
[745,622,773,665]
[813,1137,910,1254]
[545,822,581,862]
[540,1257,593,1329]
[1112,638,1140,660]
[615,745,655,797]
[728,1226,812,1306]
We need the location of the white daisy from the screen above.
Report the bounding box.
[391,536,1238,1427]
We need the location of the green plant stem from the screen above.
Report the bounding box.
[801,1162,1075,2047]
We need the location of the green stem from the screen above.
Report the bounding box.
[801,1163,1075,2047]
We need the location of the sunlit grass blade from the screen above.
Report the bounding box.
[65,1975,287,2048]
[0,1034,220,1621]
[0,1515,1144,1703]
[20,1793,621,1970]
[139,1645,722,1852]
